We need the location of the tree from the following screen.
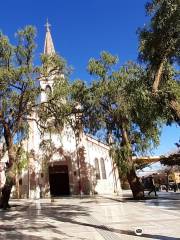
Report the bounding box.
[0,26,66,209]
[0,26,40,209]
[71,52,161,199]
[138,0,180,120]
[161,140,180,166]
[161,152,180,166]
[138,0,180,92]
[13,144,28,199]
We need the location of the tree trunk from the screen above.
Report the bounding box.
[152,56,180,120]
[170,100,180,120]
[0,124,15,209]
[152,61,164,93]
[121,124,144,200]
[126,167,144,200]
[0,170,14,209]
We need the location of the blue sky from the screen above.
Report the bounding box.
[0,0,179,155]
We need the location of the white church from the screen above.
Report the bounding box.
[1,23,121,199]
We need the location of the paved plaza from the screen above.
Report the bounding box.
[0,191,180,240]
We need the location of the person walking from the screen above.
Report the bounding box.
[173,182,177,192]
[148,176,157,197]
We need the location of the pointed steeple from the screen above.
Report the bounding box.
[44,19,55,55]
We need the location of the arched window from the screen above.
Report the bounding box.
[94,158,100,180]
[45,85,52,95]
[100,158,106,179]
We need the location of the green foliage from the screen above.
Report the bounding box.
[0,26,40,143]
[88,51,118,78]
[0,26,69,149]
[40,53,68,79]
[138,0,180,124]
[138,0,180,66]
[15,26,36,66]
[161,139,180,166]
[0,32,12,67]
[39,139,57,173]
[109,146,132,176]
[13,144,28,174]
[72,52,162,167]
[38,56,72,132]
[0,25,71,182]
[61,51,162,186]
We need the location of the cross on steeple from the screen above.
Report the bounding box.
[44,19,55,54]
[45,19,51,32]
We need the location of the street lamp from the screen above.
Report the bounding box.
[74,103,83,196]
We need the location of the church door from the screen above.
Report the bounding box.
[49,165,70,196]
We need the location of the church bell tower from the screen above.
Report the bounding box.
[40,20,55,102]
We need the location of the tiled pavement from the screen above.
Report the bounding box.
[0,191,180,239]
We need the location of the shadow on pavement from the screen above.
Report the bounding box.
[1,197,180,240]
[0,203,89,240]
[42,203,179,240]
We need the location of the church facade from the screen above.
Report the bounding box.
[2,23,121,199]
